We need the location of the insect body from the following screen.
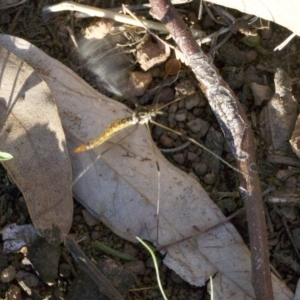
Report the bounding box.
[74,108,162,153]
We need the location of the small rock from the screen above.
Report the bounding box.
[174,109,187,122]
[185,93,200,110]
[245,50,257,62]
[16,271,39,287]
[187,118,210,136]
[177,99,186,109]
[159,134,175,148]
[128,71,152,97]
[6,285,22,300]
[203,173,217,185]
[149,67,161,78]
[186,113,196,123]
[194,163,208,176]
[175,79,195,96]
[173,153,185,165]
[187,152,198,162]
[218,42,247,67]
[158,87,174,104]
[123,260,145,275]
[168,103,178,114]
[0,265,16,283]
[250,82,272,106]
[123,243,139,257]
[82,209,99,226]
[136,37,170,71]
[81,19,114,39]
[192,107,204,117]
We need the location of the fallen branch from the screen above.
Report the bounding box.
[149,0,274,299]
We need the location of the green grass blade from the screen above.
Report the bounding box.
[136,237,168,300]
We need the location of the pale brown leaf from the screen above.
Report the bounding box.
[0,47,73,244]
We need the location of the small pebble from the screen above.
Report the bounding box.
[91,230,101,240]
[159,134,175,148]
[168,103,178,114]
[6,285,22,300]
[203,173,217,185]
[149,67,161,78]
[123,243,139,257]
[128,71,152,97]
[159,87,174,104]
[173,153,185,165]
[185,93,200,110]
[175,79,195,96]
[175,109,187,122]
[194,163,208,176]
[187,118,210,136]
[15,270,39,288]
[186,111,196,122]
[187,152,198,162]
[0,265,16,283]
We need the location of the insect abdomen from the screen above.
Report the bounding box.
[74,117,134,153]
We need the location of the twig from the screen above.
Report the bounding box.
[149,1,274,299]
[0,0,26,10]
[43,1,204,39]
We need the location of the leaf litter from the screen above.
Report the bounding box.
[0,31,295,300]
[0,1,300,298]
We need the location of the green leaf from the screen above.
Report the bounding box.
[0,151,13,161]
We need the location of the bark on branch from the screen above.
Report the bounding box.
[149,0,274,299]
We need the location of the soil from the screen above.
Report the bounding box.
[1,0,300,299]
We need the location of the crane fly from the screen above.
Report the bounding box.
[73,94,243,247]
[73,96,242,173]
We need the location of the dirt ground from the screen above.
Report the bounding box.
[1,0,300,299]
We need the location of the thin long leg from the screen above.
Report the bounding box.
[150,119,246,176]
[73,125,139,185]
[146,122,161,247]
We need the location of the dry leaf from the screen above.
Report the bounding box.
[0,34,293,299]
[208,0,300,37]
[0,47,73,244]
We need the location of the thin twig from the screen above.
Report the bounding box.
[0,0,26,10]
[149,1,274,299]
